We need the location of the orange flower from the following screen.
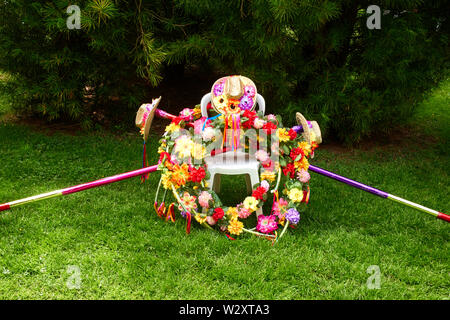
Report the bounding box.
[171,163,190,187]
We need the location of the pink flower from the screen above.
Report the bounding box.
[255,150,269,163]
[194,117,208,135]
[260,180,270,192]
[256,215,278,234]
[206,216,217,226]
[180,108,194,121]
[198,191,212,208]
[272,197,288,218]
[253,118,266,129]
[297,169,310,183]
[267,114,277,122]
[237,203,252,219]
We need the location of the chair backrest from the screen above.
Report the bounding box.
[201,93,265,118]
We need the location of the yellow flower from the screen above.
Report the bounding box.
[174,135,194,158]
[298,141,311,157]
[294,157,309,171]
[243,196,258,212]
[195,213,207,224]
[192,143,207,160]
[165,122,180,134]
[276,128,290,142]
[193,106,202,118]
[260,170,276,182]
[226,207,239,221]
[288,188,303,203]
[161,172,175,189]
[227,219,244,235]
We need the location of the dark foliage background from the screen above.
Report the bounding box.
[0,0,448,143]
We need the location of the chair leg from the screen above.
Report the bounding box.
[213,174,221,193]
[244,174,252,194]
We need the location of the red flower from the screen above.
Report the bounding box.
[282,163,295,178]
[242,119,254,129]
[263,122,277,134]
[212,207,224,220]
[288,128,297,140]
[189,166,206,183]
[252,186,267,200]
[262,159,273,170]
[242,110,257,120]
[290,147,304,161]
[158,151,171,164]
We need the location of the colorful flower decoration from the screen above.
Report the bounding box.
[153,101,318,242]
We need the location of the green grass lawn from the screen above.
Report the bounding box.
[0,77,448,299]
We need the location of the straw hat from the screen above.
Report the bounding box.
[296,112,322,145]
[135,96,161,141]
[210,75,257,114]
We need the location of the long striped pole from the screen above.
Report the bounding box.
[0,165,158,212]
[309,165,449,222]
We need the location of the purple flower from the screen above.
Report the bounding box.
[285,208,300,225]
[180,211,188,218]
[244,85,256,97]
[239,95,253,110]
[213,82,224,96]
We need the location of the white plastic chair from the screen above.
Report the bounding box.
[201,93,265,215]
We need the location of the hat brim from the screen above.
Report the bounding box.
[210,75,257,114]
[136,96,161,142]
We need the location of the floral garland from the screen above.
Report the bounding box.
[152,105,318,242]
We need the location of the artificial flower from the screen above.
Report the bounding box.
[282,163,295,178]
[178,192,197,212]
[260,170,276,182]
[206,216,217,226]
[294,157,309,171]
[195,213,207,224]
[298,141,311,157]
[192,143,207,160]
[244,85,256,97]
[253,118,266,129]
[227,219,244,235]
[161,172,175,189]
[165,122,180,134]
[212,207,224,220]
[213,81,224,96]
[297,169,310,183]
[288,128,297,140]
[252,186,267,201]
[237,203,252,219]
[256,215,278,234]
[171,163,190,186]
[276,128,291,142]
[272,197,288,218]
[263,122,277,134]
[212,95,228,110]
[239,95,253,110]
[255,150,269,163]
[290,147,304,161]
[226,207,239,221]
[180,108,194,121]
[174,135,194,158]
[260,180,270,192]
[285,208,300,225]
[202,127,216,141]
[198,191,212,208]
[287,188,304,203]
[243,196,258,212]
[189,166,206,183]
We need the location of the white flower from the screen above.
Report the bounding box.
[202,127,216,141]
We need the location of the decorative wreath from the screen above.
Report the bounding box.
[138,76,320,242]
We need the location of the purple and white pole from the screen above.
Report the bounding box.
[308,165,449,222]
